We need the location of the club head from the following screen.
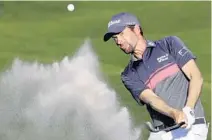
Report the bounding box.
[145,121,159,132]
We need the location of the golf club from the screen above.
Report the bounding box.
[145,122,185,132]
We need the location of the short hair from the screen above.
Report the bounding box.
[127,25,144,36]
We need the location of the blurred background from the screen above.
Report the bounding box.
[0,1,211,140]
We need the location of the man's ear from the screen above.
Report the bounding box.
[134,24,141,36]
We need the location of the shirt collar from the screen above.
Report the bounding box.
[131,40,156,61]
[146,40,156,47]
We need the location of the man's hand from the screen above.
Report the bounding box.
[172,107,195,129]
[139,89,195,129]
[182,106,195,129]
[172,109,188,128]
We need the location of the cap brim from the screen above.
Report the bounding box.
[103,26,126,42]
[103,32,116,42]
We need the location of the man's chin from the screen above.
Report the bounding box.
[124,49,134,54]
[121,47,133,54]
[123,51,132,54]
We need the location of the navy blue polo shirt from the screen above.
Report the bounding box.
[121,36,195,103]
[121,36,205,126]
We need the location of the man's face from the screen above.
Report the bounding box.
[112,27,138,54]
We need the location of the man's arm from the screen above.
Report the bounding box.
[165,36,203,109]
[181,59,203,109]
[161,36,202,128]
[139,89,186,124]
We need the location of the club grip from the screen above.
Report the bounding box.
[162,122,185,132]
[146,121,186,132]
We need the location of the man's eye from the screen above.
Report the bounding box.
[112,36,117,40]
[119,32,124,36]
[113,38,117,42]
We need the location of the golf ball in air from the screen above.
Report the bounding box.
[67,4,75,11]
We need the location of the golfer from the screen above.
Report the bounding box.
[103,12,208,140]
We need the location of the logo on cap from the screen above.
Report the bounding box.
[108,19,121,28]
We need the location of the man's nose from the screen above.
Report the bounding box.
[116,37,122,45]
[116,41,123,48]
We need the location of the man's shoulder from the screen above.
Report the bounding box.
[153,35,181,44]
[151,36,183,51]
[120,60,134,81]
[121,61,131,76]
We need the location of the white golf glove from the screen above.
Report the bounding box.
[182,106,195,130]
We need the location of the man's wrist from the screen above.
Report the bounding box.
[185,103,195,109]
[183,106,195,117]
[169,108,178,120]
[183,106,195,114]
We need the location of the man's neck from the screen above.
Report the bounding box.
[132,39,147,60]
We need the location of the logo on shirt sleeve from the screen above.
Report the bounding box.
[178,47,189,56]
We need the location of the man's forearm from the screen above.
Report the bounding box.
[185,77,203,109]
[148,96,177,119]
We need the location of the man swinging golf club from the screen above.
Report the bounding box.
[103,12,209,140]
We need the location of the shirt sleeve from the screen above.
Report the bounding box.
[121,72,147,106]
[165,36,196,68]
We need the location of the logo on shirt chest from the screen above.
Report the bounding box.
[157,53,169,63]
